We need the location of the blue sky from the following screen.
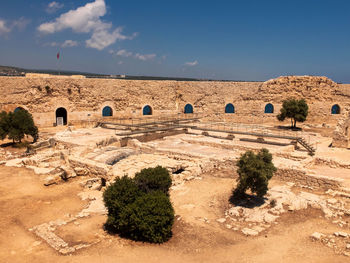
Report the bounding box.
[0,0,350,82]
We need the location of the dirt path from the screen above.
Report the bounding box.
[0,166,346,263]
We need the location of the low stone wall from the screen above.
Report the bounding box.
[68,156,110,178]
[132,129,187,142]
[28,138,57,152]
[275,168,343,190]
[313,157,350,169]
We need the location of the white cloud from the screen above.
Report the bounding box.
[135,53,156,61]
[86,26,132,50]
[44,40,78,48]
[185,60,198,66]
[116,49,133,57]
[38,0,136,50]
[0,17,30,36]
[62,40,78,47]
[110,49,156,61]
[38,0,106,33]
[44,42,59,47]
[46,1,64,14]
[0,19,11,35]
[12,17,30,31]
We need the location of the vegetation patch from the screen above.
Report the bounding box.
[277,98,308,129]
[103,166,174,243]
[0,109,38,144]
[231,149,277,203]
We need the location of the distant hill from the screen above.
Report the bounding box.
[0,65,26,76]
[0,65,105,78]
[0,65,259,82]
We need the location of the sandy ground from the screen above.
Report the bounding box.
[0,166,347,263]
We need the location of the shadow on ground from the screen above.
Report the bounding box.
[229,192,267,208]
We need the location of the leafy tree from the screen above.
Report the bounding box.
[134,166,172,195]
[0,109,38,143]
[277,98,308,128]
[117,191,174,243]
[233,149,276,198]
[103,166,175,243]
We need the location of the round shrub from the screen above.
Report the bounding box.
[134,166,172,194]
[103,175,142,231]
[117,191,175,243]
[233,148,276,198]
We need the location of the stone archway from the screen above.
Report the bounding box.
[56,107,67,126]
[102,106,113,117]
[143,105,152,116]
[225,103,235,114]
[331,104,341,115]
[184,104,193,114]
[14,107,26,113]
[264,103,274,114]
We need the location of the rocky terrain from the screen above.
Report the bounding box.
[1,123,350,262]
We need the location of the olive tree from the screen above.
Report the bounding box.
[0,109,38,143]
[277,98,308,128]
[233,149,276,199]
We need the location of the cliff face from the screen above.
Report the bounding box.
[259,76,339,101]
[333,107,350,148]
[0,75,348,128]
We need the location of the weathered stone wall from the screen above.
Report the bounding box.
[275,168,343,190]
[0,75,349,127]
[332,107,350,148]
[312,157,350,169]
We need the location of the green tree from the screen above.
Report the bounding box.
[0,111,11,140]
[277,98,308,128]
[103,176,143,232]
[117,191,174,243]
[233,149,277,198]
[134,166,172,195]
[0,110,38,143]
[103,167,175,243]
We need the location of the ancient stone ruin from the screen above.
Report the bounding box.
[1,74,350,260]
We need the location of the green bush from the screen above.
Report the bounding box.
[0,109,38,143]
[0,111,11,140]
[103,166,175,243]
[134,166,172,194]
[103,176,142,231]
[117,191,174,243]
[233,149,277,198]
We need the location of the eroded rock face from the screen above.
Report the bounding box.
[260,76,339,101]
[332,107,350,148]
[0,75,348,127]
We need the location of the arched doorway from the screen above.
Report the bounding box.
[143,105,152,115]
[225,103,235,114]
[264,103,274,114]
[184,104,194,114]
[331,104,340,114]
[14,107,26,113]
[102,106,113,117]
[56,107,67,126]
